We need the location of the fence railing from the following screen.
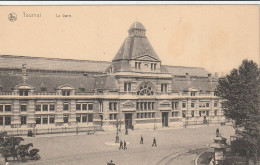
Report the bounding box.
[0,126,103,136]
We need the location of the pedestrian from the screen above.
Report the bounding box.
[140,135,143,144]
[125,128,128,135]
[216,128,220,137]
[119,140,123,150]
[124,141,127,150]
[152,137,157,147]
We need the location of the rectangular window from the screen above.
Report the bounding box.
[76,115,81,122]
[82,104,87,110]
[199,111,202,117]
[88,114,93,122]
[124,83,131,92]
[62,91,71,96]
[76,104,81,111]
[172,102,178,110]
[21,116,27,125]
[35,105,41,111]
[151,63,153,70]
[140,103,143,110]
[214,110,218,116]
[42,105,48,111]
[172,112,179,117]
[148,102,151,110]
[42,116,48,124]
[182,102,186,108]
[206,111,209,116]
[114,114,117,120]
[0,105,3,112]
[88,104,93,110]
[49,115,55,123]
[206,103,210,108]
[0,116,3,125]
[5,116,11,125]
[49,104,55,111]
[182,111,186,118]
[214,102,218,107]
[135,62,138,69]
[63,115,69,123]
[20,104,27,112]
[63,103,69,111]
[144,103,147,110]
[36,116,41,124]
[191,111,194,117]
[191,102,195,108]
[152,102,155,109]
[191,92,196,96]
[109,114,113,120]
[82,115,87,122]
[109,103,112,111]
[161,84,168,93]
[136,102,139,110]
[137,113,140,118]
[154,63,157,70]
[5,105,11,112]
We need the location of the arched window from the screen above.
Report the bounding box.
[137,83,154,96]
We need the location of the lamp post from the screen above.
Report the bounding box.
[115,119,119,143]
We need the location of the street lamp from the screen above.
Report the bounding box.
[115,119,119,143]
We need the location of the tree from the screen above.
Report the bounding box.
[215,59,260,165]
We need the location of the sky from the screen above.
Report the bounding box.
[0,5,259,75]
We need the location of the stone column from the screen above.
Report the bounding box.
[11,100,21,128]
[69,100,76,125]
[27,100,36,127]
[55,100,64,126]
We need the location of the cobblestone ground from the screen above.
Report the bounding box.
[8,125,234,165]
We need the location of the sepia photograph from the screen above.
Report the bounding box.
[0,3,259,165]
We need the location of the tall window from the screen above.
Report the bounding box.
[190,92,196,96]
[21,116,27,125]
[20,104,27,112]
[109,102,117,111]
[172,101,178,110]
[191,102,195,108]
[63,103,69,111]
[124,82,131,92]
[135,62,141,69]
[5,116,11,125]
[191,111,195,117]
[182,102,186,108]
[63,115,69,123]
[161,84,168,93]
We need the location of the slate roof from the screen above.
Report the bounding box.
[95,75,119,91]
[0,74,96,93]
[0,55,111,73]
[171,77,218,92]
[165,65,210,77]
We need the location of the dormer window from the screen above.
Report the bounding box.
[135,62,141,69]
[190,92,196,96]
[16,84,33,96]
[58,85,75,96]
[62,90,71,96]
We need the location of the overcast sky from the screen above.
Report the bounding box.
[0,5,259,74]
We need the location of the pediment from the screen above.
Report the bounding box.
[159,100,171,105]
[134,55,159,61]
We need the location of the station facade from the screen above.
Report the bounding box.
[0,22,224,130]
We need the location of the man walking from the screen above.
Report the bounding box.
[125,128,128,135]
[124,141,127,150]
[152,137,157,147]
[140,135,143,144]
[119,140,123,150]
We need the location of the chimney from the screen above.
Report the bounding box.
[22,64,27,83]
[186,73,190,84]
[208,73,212,84]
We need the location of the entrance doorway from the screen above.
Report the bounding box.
[162,112,169,127]
[125,113,132,129]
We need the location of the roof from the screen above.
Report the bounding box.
[0,73,96,93]
[112,22,160,62]
[165,65,210,77]
[0,55,111,73]
[95,75,119,91]
[171,77,218,92]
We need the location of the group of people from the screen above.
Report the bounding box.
[119,140,127,150]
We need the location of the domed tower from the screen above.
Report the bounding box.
[106,22,163,73]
